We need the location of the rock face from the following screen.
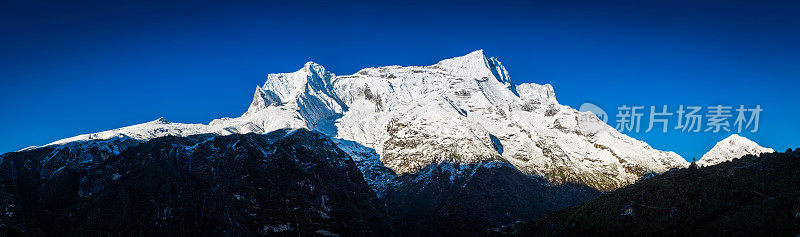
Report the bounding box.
[0,129,396,236]
[697,134,774,167]
[484,149,800,236]
[27,50,687,191]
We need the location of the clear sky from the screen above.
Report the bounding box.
[1,0,798,161]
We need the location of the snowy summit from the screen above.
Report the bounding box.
[697,134,774,167]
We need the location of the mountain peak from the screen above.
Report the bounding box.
[697,134,774,166]
[719,134,762,147]
[434,49,512,85]
[151,117,170,124]
[303,61,328,73]
[465,49,487,58]
[439,49,488,64]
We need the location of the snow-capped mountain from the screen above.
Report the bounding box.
[27,50,688,191]
[696,134,774,167]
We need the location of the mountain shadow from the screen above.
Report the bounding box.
[384,162,599,237]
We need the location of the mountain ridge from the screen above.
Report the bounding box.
[21,50,687,191]
[2,129,398,236]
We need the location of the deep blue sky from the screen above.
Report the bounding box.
[1,0,798,160]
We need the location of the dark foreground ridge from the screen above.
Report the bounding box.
[0,129,395,236]
[483,149,800,236]
[0,129,598,236]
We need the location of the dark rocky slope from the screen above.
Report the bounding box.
[483,149,800,236]
[0,129,395,236]
[0,128,602,236]
[385,163,598,237]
